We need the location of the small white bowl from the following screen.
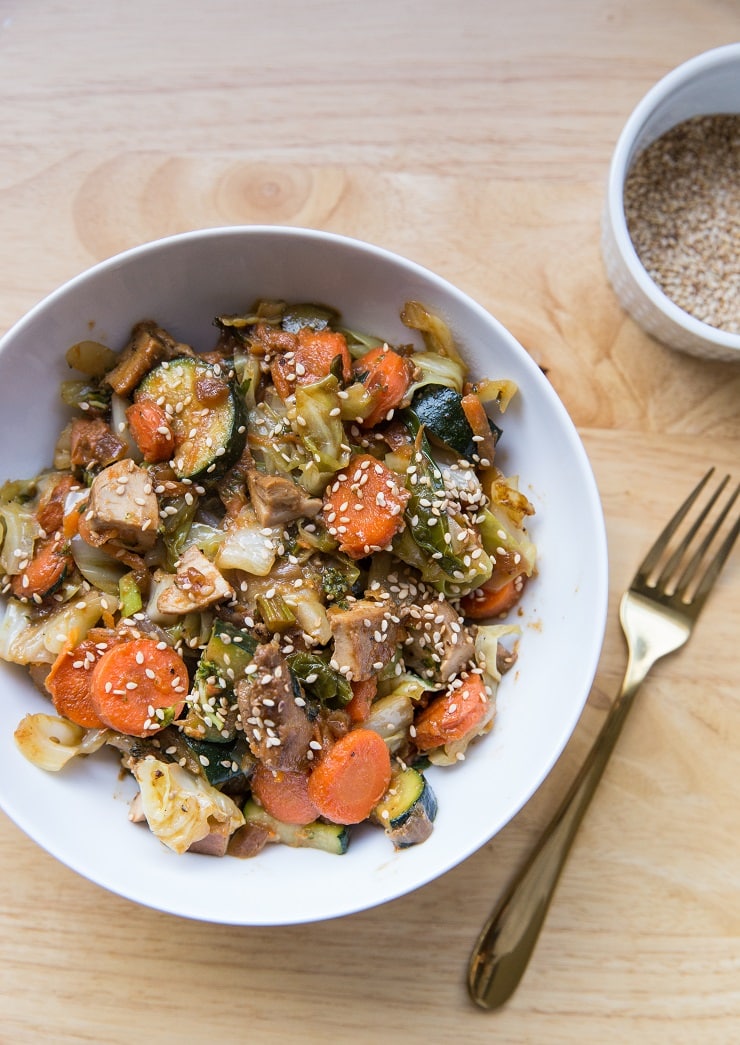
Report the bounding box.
[602,43,740,364]
[0,227,608,924]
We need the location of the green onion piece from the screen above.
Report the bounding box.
[256,592,296,633]
[119,572,143,618]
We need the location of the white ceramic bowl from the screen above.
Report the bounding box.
[602,43,740,364]
[0,227,608,924]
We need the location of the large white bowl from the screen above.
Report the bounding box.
[0,227,608,924]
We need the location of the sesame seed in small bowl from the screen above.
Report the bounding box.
[602,43,740,364]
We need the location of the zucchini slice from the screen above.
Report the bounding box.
[180,734,256,787]
[135,357,246,480]
[242,799,350,855]
[406,384,502,461]
[206,619,259,682]
[373,766,437,849]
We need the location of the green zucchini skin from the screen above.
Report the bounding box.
[374,766,438,849]
[242,799,350,855]
[135,356,246,480]
[206,619,258,682]
[181,734,256,787]
[406,384,502,461]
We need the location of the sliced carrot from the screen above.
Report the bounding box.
[354,345,414,428]
[37,475,80,535]
[45,633,123,729]
[271,327,352,400]
[307,727,392,825]
[460,574,526,620]
[460,393,497,466]
[89,637,188,737]
[346,677,378,724]
[251,764,319,826]
[10,538,71,601]
[321,453,410,559]
[414,673,491,752]
[125,400,175,463]
[63,501,83,541]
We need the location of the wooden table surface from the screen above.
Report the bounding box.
[1,2,739,1041]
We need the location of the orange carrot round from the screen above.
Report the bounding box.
[307,728,392,825]
[321,453,410,559]
[45,638,108,729]
[90,637,188,737]
[251,764,319,826]
[460,574,526,620]
[414,673,490,752]
[354,345,414,428]
[271,328,352,400]
[125,400,175,462]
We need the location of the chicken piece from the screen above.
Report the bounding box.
[236,643,314,772]
[156,546,233,614]
[70,418,127,471]
[187,820,232,857]
[327,598,403,682]
[105,320,194,398]
[85,459,159,550]
[403,598,475,682]
[246,468,322,527]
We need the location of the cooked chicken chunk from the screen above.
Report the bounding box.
[70,418,126,471]
[187,820,232,857]
[236,643,314,771]
[403,598,475,682]
[246,468,322,527]
[105,320,193,398]
[327,598,403,682]
[85,459,159,550]
[156,546,234,614]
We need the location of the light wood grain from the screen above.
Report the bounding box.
[1,1,739,1041]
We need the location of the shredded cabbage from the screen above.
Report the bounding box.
[401,300,466,367]
[0,590,106,665]
[284,586,332,644]
[0,502,40,575]
[364,692,415,752]
[407,350,466,396]
[133,757,244,854]
[293,374,350,474]
[70,534,126,595]
[14,714,109,772]
[216,507,279,576]
[474,623,522,685]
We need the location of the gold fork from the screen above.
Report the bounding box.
[468,468,740,1011]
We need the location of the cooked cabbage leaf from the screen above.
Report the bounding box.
[133,757,244,855]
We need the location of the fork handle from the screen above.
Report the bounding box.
[467,650,653,1010]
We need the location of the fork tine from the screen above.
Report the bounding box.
[686,496,740,611]
[637,467,714,582]
[674,480,739,599]
[654,473,729,591]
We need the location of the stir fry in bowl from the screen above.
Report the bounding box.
[0,299,536,859]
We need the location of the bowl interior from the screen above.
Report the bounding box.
[0,227,608,924]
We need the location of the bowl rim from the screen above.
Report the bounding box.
[606,42,740,354]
